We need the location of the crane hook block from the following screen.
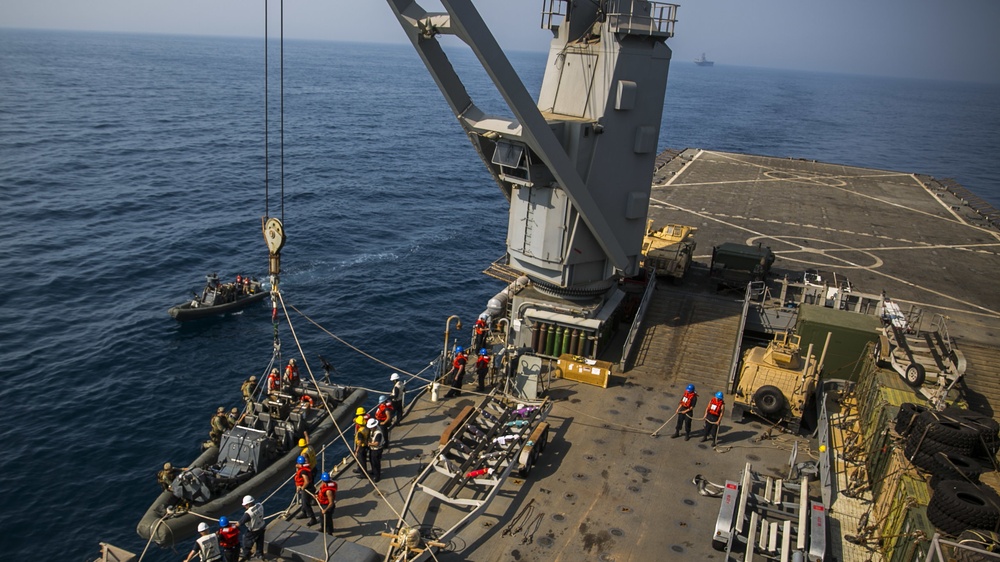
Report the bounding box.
[263,217,286,275]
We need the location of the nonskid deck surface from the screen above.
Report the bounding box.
[650,149,1000,343]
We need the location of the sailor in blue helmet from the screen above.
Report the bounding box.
[217,515,240,562]
[475,348,490,392]
[673,384,698,440]
[291,455,318,526]
[702,392,726,445]
[316,471,338,535]
[445,345,468,398]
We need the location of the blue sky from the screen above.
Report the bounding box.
[4,0,1000,83]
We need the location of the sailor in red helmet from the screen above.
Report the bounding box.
[673,384,698,440]
[702,392,726,446]
[445,346,468,398]
[316,471,338,535]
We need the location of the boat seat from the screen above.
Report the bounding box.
[257,411,273,434]
[243,414,258,429]
[288,410,304,434]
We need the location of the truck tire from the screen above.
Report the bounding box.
[905,428,970,458]
[904,363,926,387]
[928,501,975,537]
[753,386,786,418]
[930,480,1000,532]
[894,403,928,436]
[955,529,1000,562]
[930,451,984,482]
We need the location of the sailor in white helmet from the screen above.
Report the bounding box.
[389,372,405,425]
[239,494,266,560]
[183,521,222,562]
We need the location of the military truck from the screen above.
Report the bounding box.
[710,242,775,291]
[732,331,820,432]
[641,221,697,282]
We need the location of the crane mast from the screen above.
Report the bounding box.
[386,0,677,362]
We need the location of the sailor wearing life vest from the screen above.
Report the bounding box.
[473,315,488,352]
[702,392,726,445]
[389,372,405,424]
[316,472,338,535]
[292,456,319,526]
[239,495,266,560]
[367,418,386,482]
[216,516,240,562]
[375,395,394,447]
[267,367,281,394]
[284,358,300,387]
[475,348,490,392]
[445,346,468,398]
[673,384,698,440]
[183,521,222,562]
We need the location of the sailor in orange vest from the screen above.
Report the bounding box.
[702,392,726,445]
[475,348,490,392]
[445,346,468,398]
[316,472,338,535]
[473,315,488,352]
[291,455,318,526]
[284,358,300,388]
[673,384,698,440]
[216,516,240,562]
[267,367,281,394]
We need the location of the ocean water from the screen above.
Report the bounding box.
[0,28,997,560]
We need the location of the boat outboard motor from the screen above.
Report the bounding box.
[173,468,212,503]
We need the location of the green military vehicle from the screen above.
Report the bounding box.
[710,242,775,291]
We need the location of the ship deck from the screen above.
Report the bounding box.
[263,149,1000,562]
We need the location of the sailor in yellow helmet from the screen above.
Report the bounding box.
[298,434,317,469]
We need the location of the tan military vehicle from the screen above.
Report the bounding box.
[641,221,697,282]
[733,332,819,432]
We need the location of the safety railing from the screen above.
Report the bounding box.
[541,0,678,38]
[620,272,657,371]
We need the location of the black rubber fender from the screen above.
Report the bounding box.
[753,385,786,418]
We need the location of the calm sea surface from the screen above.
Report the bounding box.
[1,28,997,560]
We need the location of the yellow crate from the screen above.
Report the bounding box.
[556,354,611,388]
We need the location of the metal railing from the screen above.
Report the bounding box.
[620,273,657,371]
[541,0,678,38]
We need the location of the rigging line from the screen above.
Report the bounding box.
[276,291,411,523]
[280,0,285,224]
[264,0,269,218]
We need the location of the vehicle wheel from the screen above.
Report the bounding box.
[924,418,982,452]
[753,386,786,418]
[930,451,984,482]
[930,480,1000,531]
[928,501,975,537]
[904,363,926,387]
[907,450,939,473]
[905,429,970,458]
[955,529,1000,562]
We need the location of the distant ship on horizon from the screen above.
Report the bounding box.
[694,52,714,67]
